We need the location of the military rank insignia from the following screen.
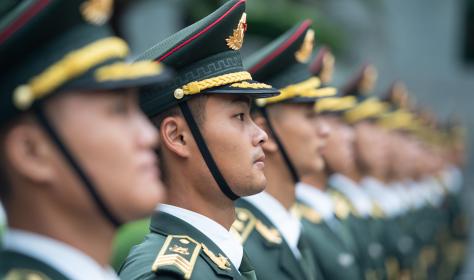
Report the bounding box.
[226,13,247,50]
[291,203,322,224]
[329,190,353,220]
[152,235,201,279]
[201,243,232,271]
[231,208,257,244]
[4,269,51,280]
[295,29,315,63]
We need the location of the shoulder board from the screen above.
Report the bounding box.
[292,203,322,224]
[4,269,51,280]
[255,219,282,244]
[151,235,201,279]
[328,190,353,219]
[231,208,257,244]
[371,201,386,219]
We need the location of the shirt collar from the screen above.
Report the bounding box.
[158,204,243,269]
[3,229,118,280]
[329,173,373,217]
[243,192,302,258]
[296,182,335,220]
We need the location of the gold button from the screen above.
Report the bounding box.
[174,88,184,99]
[13,85,34,110]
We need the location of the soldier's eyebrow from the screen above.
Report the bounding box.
[230,95,251,108]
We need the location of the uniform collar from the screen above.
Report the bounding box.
[3,229,118,280]
[361,176,402,217]
[158,204,243,269]
[329,173,373,217]
[296,182,335,220]
[243,192,302,259]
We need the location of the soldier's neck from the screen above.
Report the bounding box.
[263,158,296,210]
[164,174,236,230]
[6,189,114,267]
[301,171,327,190]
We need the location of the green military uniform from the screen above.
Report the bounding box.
[292,48,364,280]
[233,200,319,280]
[230,20,338,280]
[0,0,171,278]
[118,0,279,279]
[119,212,254,280]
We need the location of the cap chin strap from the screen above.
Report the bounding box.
[34,104,122,228]
[178,102,240,201]
[259,107,300,184]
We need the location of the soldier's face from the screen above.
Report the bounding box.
[267,103,327,176]
[322,116,357,175]
[45,89,164,222]
[200,95,268,196]
[353,122,391,178]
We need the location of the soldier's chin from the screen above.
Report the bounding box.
[235,176,267,197]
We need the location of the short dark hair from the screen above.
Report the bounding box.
[150,96,208,183]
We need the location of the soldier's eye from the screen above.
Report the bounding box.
[235,113,245,121]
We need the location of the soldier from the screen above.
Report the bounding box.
[0,0,173,279]
[313,65,390,280]
[118,0,280,279]
[293,47,365,280]
[231,20,331,280]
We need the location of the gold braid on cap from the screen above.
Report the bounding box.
[256,77,336,107]
[344,98,389,124]
[314,96,357,113]
[173,71,254,99]
[13,37,129,110]
[95,61,163,82]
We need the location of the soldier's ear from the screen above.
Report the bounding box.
[253,115,278,153]
[4,118,57,184]
[159,115,192,158]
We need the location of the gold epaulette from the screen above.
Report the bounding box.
[291,203,322,224]
[4,269,51,280]
[151,235,201,279]
[328,190,354,219]
[231,208,257,244]
[371,201,386,219]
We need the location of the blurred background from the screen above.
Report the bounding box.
[113,0,474,276]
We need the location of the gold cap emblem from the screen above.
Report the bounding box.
[80,0,113,26]
[320,52,335,84]
[358,64,378,94]
[295,29,315,63]
[226,13,247,50]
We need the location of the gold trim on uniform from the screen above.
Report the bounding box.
[256,77,336,106]
[201,243,231,270]
[151,235,201,279]
[226,13,247,50]
[229,81,272,89]
[314,96,357,113]
[291,203,322,224]
[319,51,335,84]
[295,29,315,63]
[358,65,378,94]
[328,190,354,219]
[95,61,163,82]
[231,208,257,244]
[344,98,389,124]
[13,37,129,110]
[255,220,282,244]
[4,269,51,280]
[174,71,252,99]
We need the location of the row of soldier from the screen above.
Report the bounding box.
[0,0,467,280]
